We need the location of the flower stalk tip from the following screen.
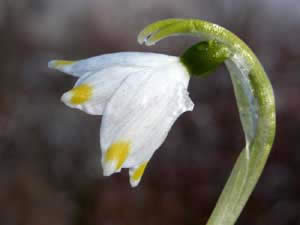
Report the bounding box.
[180,40,232,77]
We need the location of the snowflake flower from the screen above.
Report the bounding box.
[49,52,194,187]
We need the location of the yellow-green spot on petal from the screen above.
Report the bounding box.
[53,60,75,68]
[132,162,148,181]
[70,84,93,105]
[105,141,130,170]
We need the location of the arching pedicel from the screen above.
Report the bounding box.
[138,18,275,225]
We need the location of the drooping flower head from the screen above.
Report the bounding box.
[48,34,232,187]
[49,52,195,187]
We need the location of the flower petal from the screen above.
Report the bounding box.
[48,52,177,77]
[102,140,131,176]
[129,162,148,187]
[100,60,193,176]
[61,66,143,115]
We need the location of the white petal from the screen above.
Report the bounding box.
[49,52,178,77]
[100,60,193,174]
[61,66,143,115]
[103,160,118,176]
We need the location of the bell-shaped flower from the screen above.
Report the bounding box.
[49,52,194,187]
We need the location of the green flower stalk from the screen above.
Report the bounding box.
[139,18,276,225]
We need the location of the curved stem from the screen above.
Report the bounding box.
[139,19,276,225]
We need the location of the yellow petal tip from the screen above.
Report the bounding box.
[69,84,93,105]
[103,141,131,175]
[48,60,75,69]
[130,162,148,187]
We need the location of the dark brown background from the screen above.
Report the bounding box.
[0,0,300,224]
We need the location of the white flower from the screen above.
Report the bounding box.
[48,52,194,187]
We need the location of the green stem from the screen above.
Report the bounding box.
[138,19,276,225]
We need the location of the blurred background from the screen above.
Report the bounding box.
[0,0,300,224]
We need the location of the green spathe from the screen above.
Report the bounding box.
[180,40,231,76]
